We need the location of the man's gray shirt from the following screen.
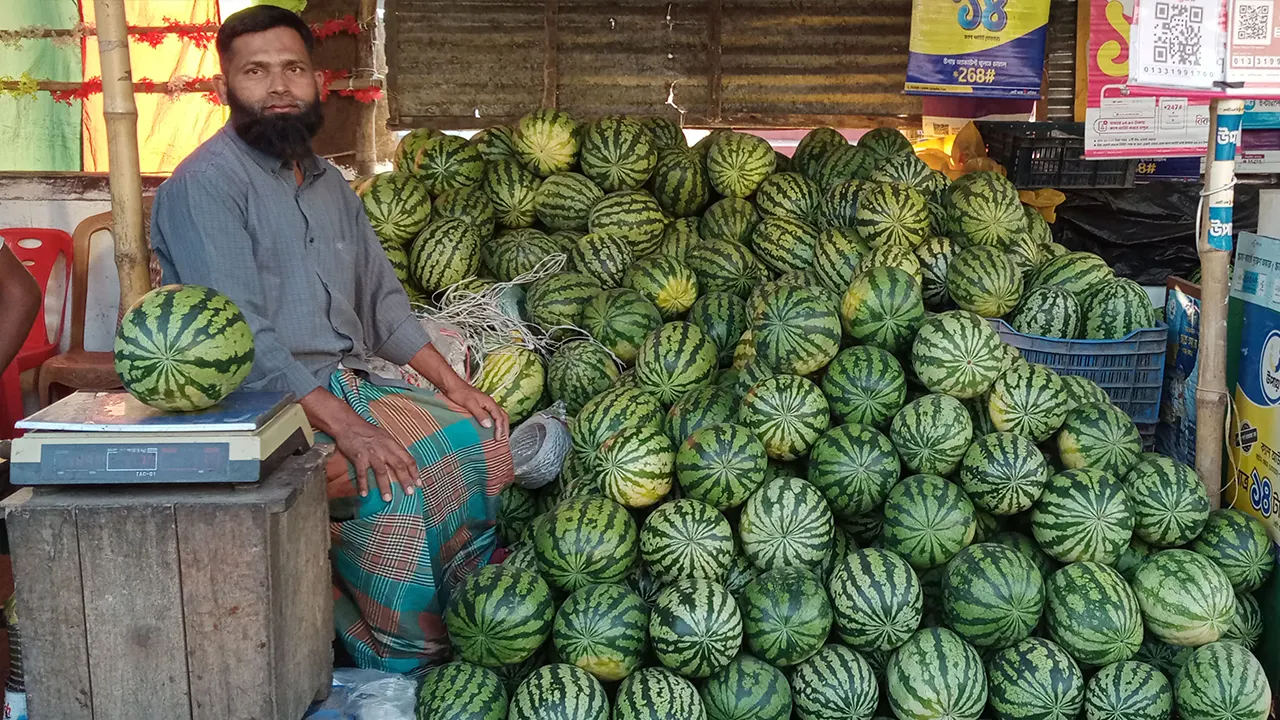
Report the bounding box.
[150,124,431,398]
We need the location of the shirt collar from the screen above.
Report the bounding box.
[220,122,325,180]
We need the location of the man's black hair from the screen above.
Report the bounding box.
[216,5,315,63]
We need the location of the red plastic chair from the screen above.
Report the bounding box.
[1,228,72,439]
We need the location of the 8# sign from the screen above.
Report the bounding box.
[904,0,1051,97]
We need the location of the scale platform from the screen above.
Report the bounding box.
[9,391,314,486]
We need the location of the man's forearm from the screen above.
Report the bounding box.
[298,386,368,439]
[408,344,467,395]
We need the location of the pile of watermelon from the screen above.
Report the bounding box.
[358,117,1271,720]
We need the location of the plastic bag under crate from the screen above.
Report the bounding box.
[990,320,1168,425]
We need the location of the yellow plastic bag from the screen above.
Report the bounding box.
[1019,189,1067,223]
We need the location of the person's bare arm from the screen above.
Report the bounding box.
[298,387,420,501]
[408,344,510,441]
[0,245,40,372]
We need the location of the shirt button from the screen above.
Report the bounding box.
[308,238,315,244]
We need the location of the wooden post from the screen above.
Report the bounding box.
[94,0,150,316]
[353,0,378,176]
[1196,97,1245,508]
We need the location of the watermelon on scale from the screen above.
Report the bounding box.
[887,627,987,720]
[552,583,649,682]
[639,498,735,584]
[114,285,255,412]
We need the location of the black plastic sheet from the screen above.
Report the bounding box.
[1052,181,1261,285]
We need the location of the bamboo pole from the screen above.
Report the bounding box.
[1195,97,1245,509]
[353,0,378,176]
[93,0,150,317]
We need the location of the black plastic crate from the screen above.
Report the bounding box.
[974,121,1139,189]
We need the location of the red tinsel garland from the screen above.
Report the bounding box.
[39,74,379,106]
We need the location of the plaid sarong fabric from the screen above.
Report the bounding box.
[318,369,513,676]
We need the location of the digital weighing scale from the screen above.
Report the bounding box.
[8,391,314,486]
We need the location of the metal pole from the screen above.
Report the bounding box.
[1196,97,1245,508]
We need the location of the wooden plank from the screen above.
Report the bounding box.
[543,0,560,108]
[6,506,93,720]
[397,112,922,130]
[708,0,723,121]
[176,504,273,720]
[78,504,192,719]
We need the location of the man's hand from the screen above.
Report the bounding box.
[408,344,511,441]
[300,387,419,501]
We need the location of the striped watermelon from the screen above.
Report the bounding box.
[887,627,987,720]
[475,345,545,424]
[1045,562,1143,665]
[1115,536,1157,582]
[890,394,974,476]
[1085,661,1173,720]
[990,531,1059,591]
[579,116,658,192]
[869,153,935,190]
[641,116,686,148]
[692,129,733,160]
[973,508,1001,542]
[808,423,901,519]
[685,239,762,298]
[701,654,792,720]
[634,322,718,406]
[706,131,777,197]
[357,172,432,244]
[740,476,835,571]
[989,362,1068,442]
[581,288,662,364]
[549,229,583,253]
[676,422,768,510]
[114,285,254,412]
[700,197,760,246]
[433,185,497,239]
[818,524,855,583]
[821,179,865,229]
[687,292,749,366]
[1060,375,1112,412]
[942,171,1027,247]
[650,147,711,218]
[1133,549,1236,646]
[640,498,735,584]
[911,309,1015,400]
[751,285,841,375]
[724,547,761,598]
[597,425,674,508]
[444,564,554,667]
[987,638,1085,720]
[738,374,831,461]
[649,579,743,678]
[614,667,707,720]
[855,182,930,247]
[793,127,848,180]
[552,583,649,682]
[497,484,537,545]
[658,217,702,260]
[1123,455,1210,547]
[882,474,978,569]
[943,543,1044,649]
[1032,468,1133,564]
[791,644,879,720]
[411,134,486,195]
[946,245,1024,317]
[485,158,542,228]
[470,125,518,163]
[415,662,509,720]
[1057,402,1142,476]
[858,241,924,285]
[1225,592,1264,650]
[513,109,579,177]
[959,432,1050,515]
[756,172,823,223]
[752,217,822,275]
[571,385,665,457]
[394,127,441,172]
[1030,252,1115,301]
[814,144,876,188]
[1006,232,1045,277]
[624,255,700,319]
[526,272,600,337]
[840,267,926,354]
[741,567,833,667]
[535,172,604,231]
[490,228,563,281]
[571,231,634,288]
[813,227,872,294]
[1084,278,1157,340]
[531,496,639,593]
[665,386,737,446]
[1041,242,1071,263]
[823,346,907,428]
[508,663,608,720]
[915,235,957,309]
[1191,509,1275,592]
[1175,642,1271,720]
[1009,285,1082,339]
[589,191,668,257]
[858,127,915,163]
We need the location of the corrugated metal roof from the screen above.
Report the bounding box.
[386,0,920,129]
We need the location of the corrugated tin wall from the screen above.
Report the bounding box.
[1043,0,1077,121]
[385,0,922,129]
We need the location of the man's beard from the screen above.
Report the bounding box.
[227,88,324,162]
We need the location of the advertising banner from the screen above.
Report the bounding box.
[905,0,1051,97]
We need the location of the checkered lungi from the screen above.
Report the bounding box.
[317,369,514,676]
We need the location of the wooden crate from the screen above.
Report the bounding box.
[2,448,333,720]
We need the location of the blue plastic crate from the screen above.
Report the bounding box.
[990,320,1168,425]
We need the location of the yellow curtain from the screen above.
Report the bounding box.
[81,0,227,173]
